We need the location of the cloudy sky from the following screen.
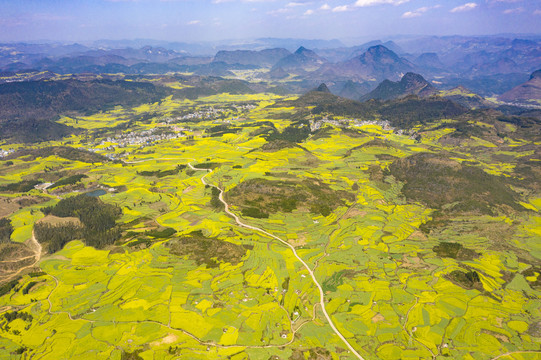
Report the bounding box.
[0,0,540,43]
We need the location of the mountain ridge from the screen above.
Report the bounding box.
[272,46,328,73]
[314,45,415,82]
[360,72,436,101]
[498,69,541,105]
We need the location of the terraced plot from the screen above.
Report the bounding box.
[0,89,540,360]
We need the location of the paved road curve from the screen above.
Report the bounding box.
[189,163,366,360]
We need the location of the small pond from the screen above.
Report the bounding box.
[85,189,107,197]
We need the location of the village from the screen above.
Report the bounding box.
[99,127,186,149]
[0,148,15,158]
[309,117,394,132]
[162,104,256,124]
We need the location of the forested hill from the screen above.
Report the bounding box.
[0,79,169,142]
[0,79,168,121]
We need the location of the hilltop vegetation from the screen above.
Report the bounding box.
[0,180,41,193]
[388,152,521,214]
[226,177,354,217]
[378,96,467,128]
[167,230,247,268]
[0,118,79,144]
[6,146,109,163]
[0,218,13,243]
[38,194,122,252]
[0,79,168,142]
[0,79,168,120]
[172,78,255,100]
[283,86,468,128]
[49,174,88,189]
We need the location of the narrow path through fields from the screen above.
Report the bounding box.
[189,163,366,360]
[43,271,310,351]
[0,230,42,282]
[489,351,541,360]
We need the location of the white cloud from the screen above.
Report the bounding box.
[304,9,314,15]
[450,2,478,12]
[402,11,419,18]
[503,7,523,14]
[355,0,410,7]
[534,9,541,15]
[320,3,330,10]
[187,20,201,25]
[286,2,305,7]
[332,5,350,12]
[401,5,440,18]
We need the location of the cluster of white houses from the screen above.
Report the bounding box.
[309,117,394,132]
[0,148,15,158]
[163,104,256,124]
[99,128,186,149]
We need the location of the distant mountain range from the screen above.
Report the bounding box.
[352,72,502,111]
[338,80,372,100]
[272,47,328,74]
[360,72,435,101]
[1,35,540,100]
[411,53,447,74]
[214,48,290,67]
[499,69,541,105]
[313,45,415,82]
[0,68,537,145]
[314,40,403,63]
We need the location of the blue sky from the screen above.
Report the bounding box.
[0,0,540,42]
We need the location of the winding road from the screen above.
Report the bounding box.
[2,157,536,359]
[189,163,365,360]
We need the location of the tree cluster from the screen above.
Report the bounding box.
[6,146,108,163]
[50,174,88,189]
[34,222,82,253]
[265,120,311,143]
[0,218,14,243]
[2,311,33,323]
[0,180,40,193]
[38,194,122,252]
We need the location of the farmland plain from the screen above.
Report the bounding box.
[0,80,540,360]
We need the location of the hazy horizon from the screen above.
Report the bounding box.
[3,32,541,46]
[1,0,540,43]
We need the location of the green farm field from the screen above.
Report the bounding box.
[0,80,540,360]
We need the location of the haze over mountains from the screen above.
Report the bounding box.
[1,35,539,98]
[499,69,541,105]
[0,34,540,141]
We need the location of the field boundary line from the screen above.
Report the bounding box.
[189,163,366,360]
